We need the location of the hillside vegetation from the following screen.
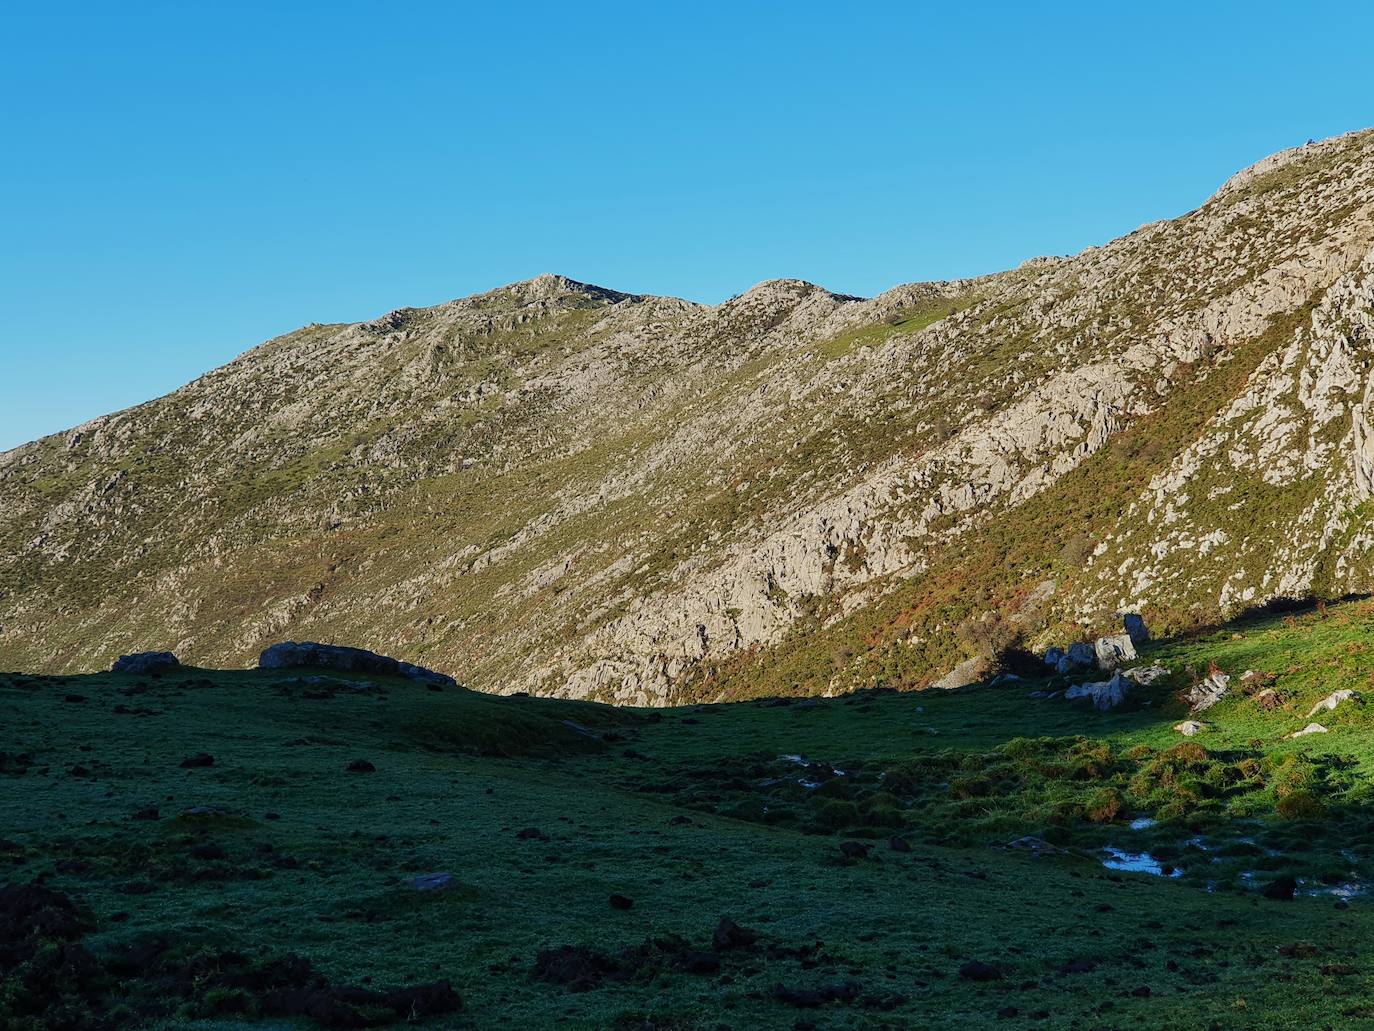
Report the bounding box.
[5,131,1374,704]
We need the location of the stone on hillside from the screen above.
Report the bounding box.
[1307,689,1361,717]
[931,657,983,690]
[1291,723,1329,738]
[112,651,180,675]
[1094,634,1137,669]
[1174,720,1204,737]
[1124,663,1169,685]
[1122,613,1150,645]
[1185,671,1230,712]
[1043,647,1066,668]
[398,661,458,689]
[259,641,456,688]
[1065,671,1131,711]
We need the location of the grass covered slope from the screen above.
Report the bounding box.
[8,600,1374,1028]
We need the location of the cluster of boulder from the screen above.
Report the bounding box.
[1030,615,1155,712]
[1041,613,1147,677]
[1044,613,1143,679]
[110,643,458,689]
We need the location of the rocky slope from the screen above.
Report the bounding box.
[4,130,1374,702]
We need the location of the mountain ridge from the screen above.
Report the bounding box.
[5,129,1374,705]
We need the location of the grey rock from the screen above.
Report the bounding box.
[1174,720,1205,736]
[1122,613,1150,645]
[1043,647,1066,667]
[111,651,180,675]
[1185,670,1230,712]
[1094,634,1137,669]
[1123,663,1169,685]
[1291,722,1329,738]
[1065,670,1131,711]
[1307,689,1361,717]
[931,657,983,690]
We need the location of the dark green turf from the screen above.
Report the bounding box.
[7,602,1374,1028]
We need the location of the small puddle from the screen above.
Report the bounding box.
[776,754,844,789]
[1101,846,1182,878]
[1306,880,1369,901]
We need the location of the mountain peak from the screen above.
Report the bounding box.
[494,273,636,306]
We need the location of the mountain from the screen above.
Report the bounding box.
[4,130,1374,702]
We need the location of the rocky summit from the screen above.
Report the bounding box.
[5,132,1374,705]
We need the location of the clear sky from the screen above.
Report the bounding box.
[2,1,1371,451]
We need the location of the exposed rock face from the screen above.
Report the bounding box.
[1292,723,1329,738]
[4,134,1374,704]
[111,651,180,675]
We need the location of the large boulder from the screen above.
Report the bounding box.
[1094,634,1137,669]
[1065,671,1131,711]
[1122,613,1150,645]
[111,651,180,675]
[1043,646,1066,668]
[258,642,457,688]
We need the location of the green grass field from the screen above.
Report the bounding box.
[8,600,1374,1028]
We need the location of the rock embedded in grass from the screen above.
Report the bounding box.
[1291,723,1329,738]
[346,759,377,773]
[1307,689,1361,717]
[178,752,214,768]
[1185,670,1230,712]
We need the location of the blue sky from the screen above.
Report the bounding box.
[2,1,1371,451]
